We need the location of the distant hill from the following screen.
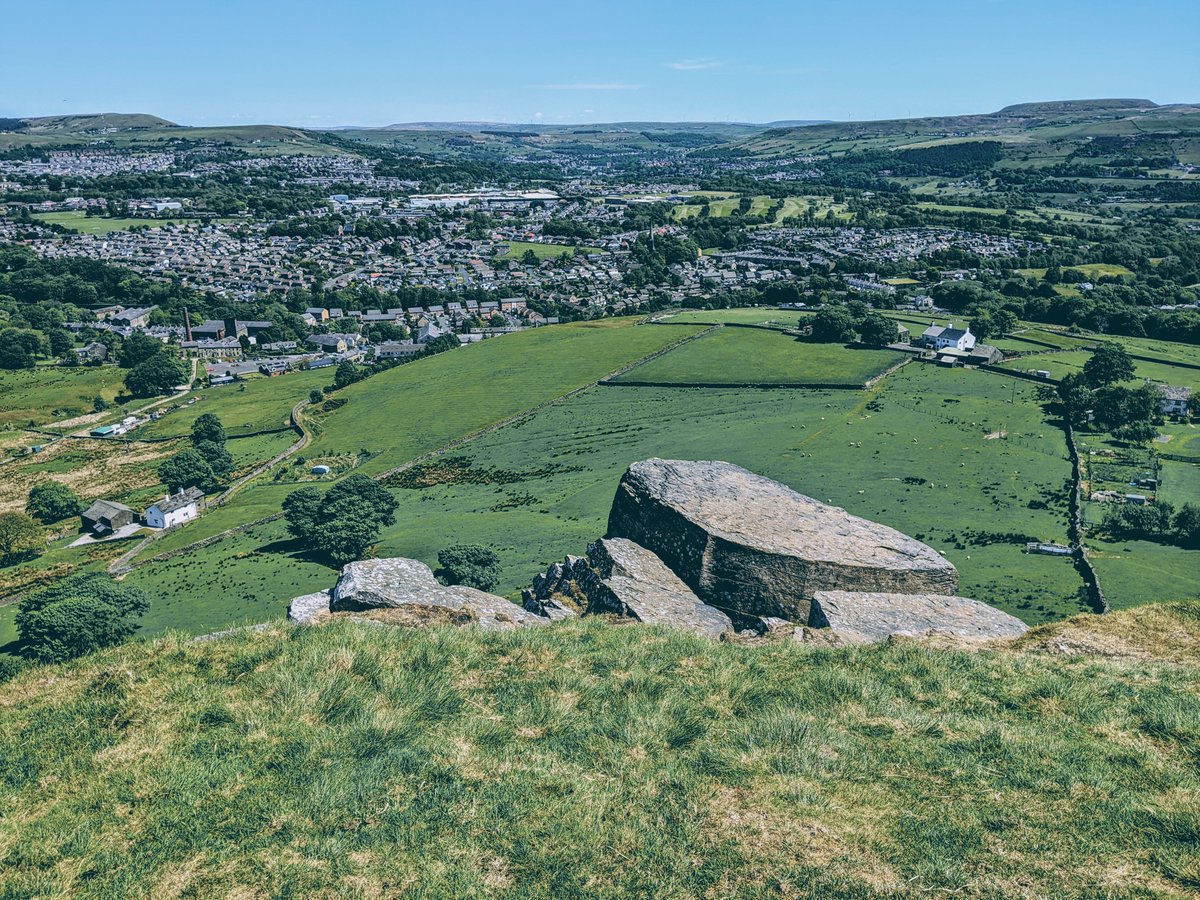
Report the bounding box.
[5,113,178,133]
[994,98,1157,117]
[727,98,1200,157]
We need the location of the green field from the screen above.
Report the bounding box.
[118,361,1087,639]
[0,364,126,428]
[32,211,201,234]
[1015,263,1135,280]
[662,308,813,327]
[302,320,704,477]
[612,327,904,386]
[134,370,328,440]
[999,348,1200,391]
[495,240,600,261]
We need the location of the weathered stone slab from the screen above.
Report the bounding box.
[584,538,732,639]
[288,590,332,625]
[331,557,548,631]
[808,591,1029,644]
[607,459,958,621]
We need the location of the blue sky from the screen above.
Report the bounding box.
[3,0,1197,126]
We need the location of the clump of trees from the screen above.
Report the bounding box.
[435,545,502,592]
[157,413,233,493]
[125,350,188,398]
[26,482,82,524]
[808,305,899,347]
[16,574,149,663]
[282,474,398,564]
[0,511,42,564]
[1102,500,1200,549]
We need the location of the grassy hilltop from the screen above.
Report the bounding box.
[1,605,1198,896]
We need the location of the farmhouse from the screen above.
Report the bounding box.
[144,487,205,530]
[1157,384,1192,417]
[917,322,976,352]
[80,499,135,536]
[73,341,108,362]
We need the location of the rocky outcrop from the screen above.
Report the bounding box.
[808,591,1029,644]
[586,538,732,639]
[524,538,732,639]
[286,558,547,632]
[331,558,548,631]
[288,590,332,625]
[607,459,959,622]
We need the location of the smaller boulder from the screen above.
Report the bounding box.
[584,538,733,640]
[331,557,548,632]
[808,591,1028,644]
[288,590,331,625]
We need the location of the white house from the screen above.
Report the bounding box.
[918,322,976,352]
[1157,384,1192,417]
[144,487,205,530]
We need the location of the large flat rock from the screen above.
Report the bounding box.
[586,538,732,639]
[331,557,547,631]
[607,459,958,621]
[808,591,1029,644]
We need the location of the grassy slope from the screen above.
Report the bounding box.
[120,362,1085,641]
[612,327,903,385]
[0,365,126,428]
[1,605,1199,897]
[304,320,705,477]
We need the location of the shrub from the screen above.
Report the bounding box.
[16,574,149,663]
[436,544,502,592]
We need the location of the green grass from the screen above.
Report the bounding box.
[494,240,600,261]
[662,308,813,327]
[1015,263,1134,280]
[0,365,126,428]
[304,320,705,477]
[134,370,327,440]
[612,328,904,386]
[31,211,201,234]
[2,605,1200,896]
[124,363,1088,637]
[1087,540,1200,608]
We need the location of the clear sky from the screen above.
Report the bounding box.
[4,0,1197,126]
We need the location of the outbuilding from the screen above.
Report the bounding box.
[81,500,135,536]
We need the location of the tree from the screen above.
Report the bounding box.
[125,353,188,398]
[48,330,74,358]
[423,334,460,356]
[118,332,165,368]
[435,544,501,592]
[1093,383,1158,433]
[809,307,858,343]
[1057,373,1095,426]
[1083,342,1136,387]
[190,413,227,446]
[333,360,359,390]
[1174,503,1200,549]
[309,389,325,405]
[158,450,216,493]
[857,314,898,348]
[969,309,995,342]
[994,309,1019,336]
[282,487,322,542]
[16,574,149,663]
[26,482,82,524]
[0,512,42,563]
[0,328,46,369]
[194,440,234,477]
[282,474,397,564]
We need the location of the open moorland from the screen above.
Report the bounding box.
[2,604,1199,897]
